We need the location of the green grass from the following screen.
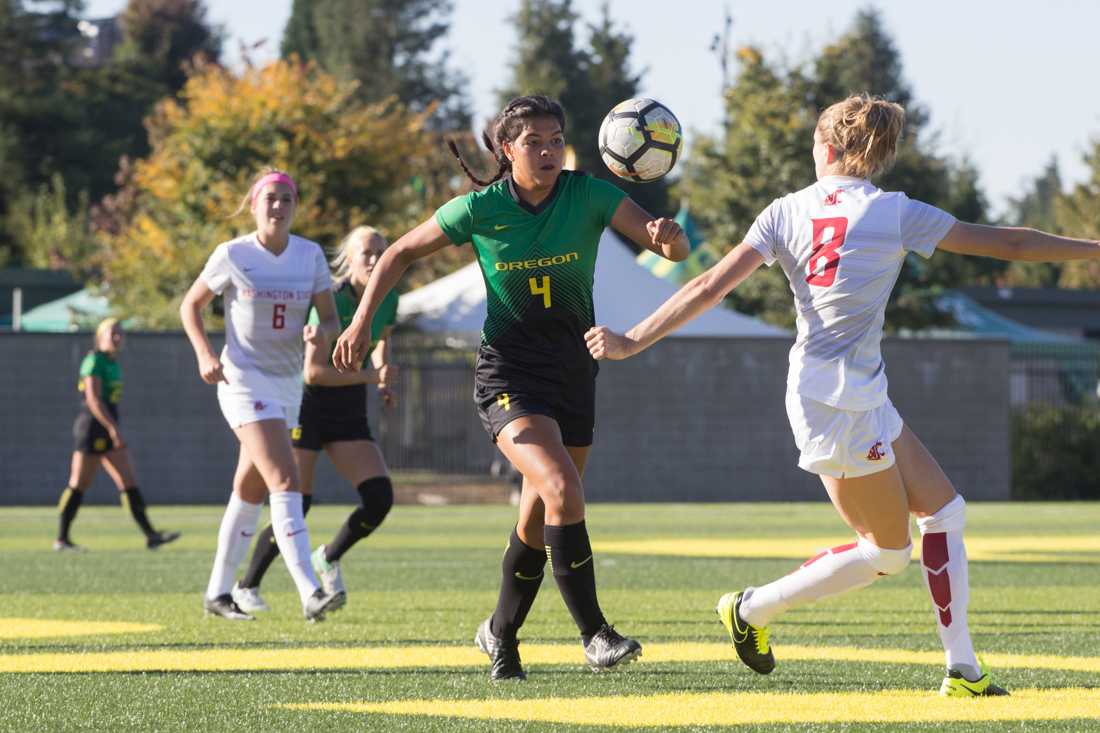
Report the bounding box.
[1,502,1098,731]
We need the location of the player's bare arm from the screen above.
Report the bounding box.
[82,375,122,446]
[610,196,689,262]
[937,222,1100,261]
[586,242,765,360]
[179,278,226,384]
[333,218,451,372]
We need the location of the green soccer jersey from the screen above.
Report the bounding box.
[434,171,626,363]
[77,350,122,414]
[308,281,398,369]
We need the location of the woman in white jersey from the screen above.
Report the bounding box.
[180,169,344,622]
[585,94,1100,697]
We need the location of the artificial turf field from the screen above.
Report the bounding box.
[2,501,1098,732]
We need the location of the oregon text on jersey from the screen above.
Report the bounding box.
[494,251,579,271]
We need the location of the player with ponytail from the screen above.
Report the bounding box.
[586,93,1100,697]
[335,94,690,680]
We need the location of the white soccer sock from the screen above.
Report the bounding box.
[916,494,979,678]
[269,491,321,606]
[740,536,912,628]
[205,493,262,600]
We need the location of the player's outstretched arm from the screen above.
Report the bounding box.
[937,222,1100,262]
[586,242,765,360]
[610,197,690,262]
[333,217,452,372]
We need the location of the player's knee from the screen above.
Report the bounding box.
[859,536,912,576]
[355,476,393,527]
[534,471,580,516]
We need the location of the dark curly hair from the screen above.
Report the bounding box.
[447,95,566,187]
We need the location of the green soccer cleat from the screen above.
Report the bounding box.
[939,667,1010,697]
[716,590,775,675]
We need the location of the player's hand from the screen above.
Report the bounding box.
[585,325,637,361]
[646,217,685,246]
[376,364,398,408]
[108,427,126,449]
[302,324,324,347]
[198,353,227,384]
[333,319,369,372]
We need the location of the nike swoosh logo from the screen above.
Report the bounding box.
[514,571,543,581]
[494,224,508,231]
[242,267,255,272]
[570,555,593,569]
[240,531,254,538]
[287,528,307,537]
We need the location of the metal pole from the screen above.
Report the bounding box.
[12,287,22,331]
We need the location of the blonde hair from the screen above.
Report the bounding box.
[816,94,905,179]
[231,167,297,217]
[95,317,120,348]
[331,225,387,281]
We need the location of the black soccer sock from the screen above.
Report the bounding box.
[121,486,156,538]
[490,527,547,640]
[240,495,312,589]
[57,487,83,543]
[544,520,606,640]
[325,477,393,563]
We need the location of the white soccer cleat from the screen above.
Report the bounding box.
[231,582,270,613]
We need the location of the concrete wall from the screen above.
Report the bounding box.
[0,332,1010,504]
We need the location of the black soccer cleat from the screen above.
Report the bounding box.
[147,530,181,550]
[203,593,255,621]
[583,624,642,672]
[716,590,775,674]
[474,617,526,681]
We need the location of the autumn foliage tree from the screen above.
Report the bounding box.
[98,58,456,327]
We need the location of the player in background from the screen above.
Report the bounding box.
[231,225,398,614]
[55,318,181,552]
[334,95,690,680]
[180,169,344,622]
[585,93,1100,697]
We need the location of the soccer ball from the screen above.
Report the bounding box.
[598,98,683,182]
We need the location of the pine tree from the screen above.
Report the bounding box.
[280,0,469,130]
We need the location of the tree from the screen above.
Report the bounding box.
[281,0,468,130]
[1052,142,1100,288]
[1004,157,1064,287]
[500,0,668,214]
[97,58,460,327]
[114,0,221,91]
[678,9,994,330]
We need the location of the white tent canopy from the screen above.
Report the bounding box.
[397,229,788,338]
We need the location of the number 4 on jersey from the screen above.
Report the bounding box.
[807,217,847,287]
[529,276,551,308]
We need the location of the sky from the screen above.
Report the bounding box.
[84,0,1100,218]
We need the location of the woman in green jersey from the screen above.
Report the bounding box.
[231,225,398,614]
[334,95,689,680]
[55,318,180,552]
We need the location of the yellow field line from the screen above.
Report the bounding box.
[0,619,161,640]
[282,689,1100,726]
[2,641,1097,674]
[594,535,1100,563]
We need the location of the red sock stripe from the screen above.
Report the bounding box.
[800,541,858,569]
[922,532,949,572]
[923,533,953,628]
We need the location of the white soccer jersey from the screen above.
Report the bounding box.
[200,233,331,407]
[745,175,956,410]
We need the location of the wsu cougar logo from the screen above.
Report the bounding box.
[823,189,843,206]
[867,441,885,461]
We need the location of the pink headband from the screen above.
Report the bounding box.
[250,172,298,205]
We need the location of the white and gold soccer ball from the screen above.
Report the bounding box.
[598,98,683,182]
